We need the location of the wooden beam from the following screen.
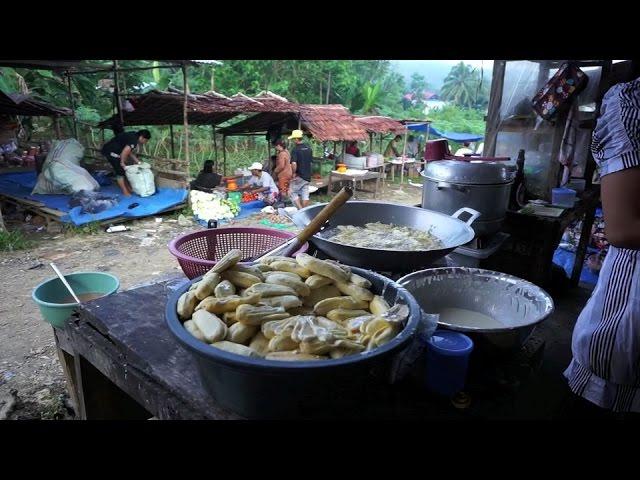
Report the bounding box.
[66,64,183,76]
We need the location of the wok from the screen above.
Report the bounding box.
[291,201,480,272]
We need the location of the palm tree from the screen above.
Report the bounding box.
[440,62,480,109]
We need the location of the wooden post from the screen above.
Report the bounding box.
[212,125,218,165]
[169,124,176,158]
[182,64,190,170]
[484,60,507,157]
[65,73,79,139]
[379,133,383,152]
[369,132,373,152]
[53,116,62,139]
[222,135,227,176]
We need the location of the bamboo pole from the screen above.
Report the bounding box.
[169,124,176,158]
[66,64,184,76]
[182,64,190,174]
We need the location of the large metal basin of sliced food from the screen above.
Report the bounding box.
[166,266,421,419]
[291,201,479,271]
[398,267,554,353]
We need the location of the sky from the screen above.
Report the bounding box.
[392,60,494,91]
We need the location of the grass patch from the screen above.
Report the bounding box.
[0,229,33,251]
[63,221,102,236]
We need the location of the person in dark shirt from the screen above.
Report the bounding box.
[101,129,151,196]
[190,160,222,192]
[288,129,313,209]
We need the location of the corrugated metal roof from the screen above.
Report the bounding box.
[0,91,72,117]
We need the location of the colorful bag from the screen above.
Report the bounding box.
[531,62,588,121]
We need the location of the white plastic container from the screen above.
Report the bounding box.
[552,187,577,208]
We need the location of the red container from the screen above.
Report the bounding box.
[424,139,450,162]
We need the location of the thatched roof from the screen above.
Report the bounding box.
[354,115,406,134]
[97,89,300,127]
[0,91,72,117]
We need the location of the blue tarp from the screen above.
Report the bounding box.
[0,171,187,226]
[406,123,484,142]
[552,246,599,286]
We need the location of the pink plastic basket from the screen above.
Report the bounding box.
[168,227,309,279]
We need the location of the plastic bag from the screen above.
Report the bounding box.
[125,162,156,197]
[32,139,99,195]
[389,312,439,384]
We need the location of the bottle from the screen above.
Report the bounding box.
[509,149,527,211]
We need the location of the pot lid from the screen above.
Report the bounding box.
[423,160,516,185]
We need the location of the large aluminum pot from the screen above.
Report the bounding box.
[398,267,554,355]
[422,160,516,237]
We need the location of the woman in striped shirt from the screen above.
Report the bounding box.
[564,77,640,414]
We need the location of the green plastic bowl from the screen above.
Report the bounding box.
[32,272,120,328]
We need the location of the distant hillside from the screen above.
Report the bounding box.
[391,60,493,92]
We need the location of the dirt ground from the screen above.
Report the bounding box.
[0,181,422,419]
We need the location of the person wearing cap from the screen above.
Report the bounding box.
[563,77,640,417]
[239,162,279,205]
[288,129,313,209]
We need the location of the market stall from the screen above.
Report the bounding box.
[219,104,371,195]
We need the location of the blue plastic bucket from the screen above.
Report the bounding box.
[32,272,120,329]
[421,329,474,397]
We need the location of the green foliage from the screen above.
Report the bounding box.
[428,105,486,135]
[63,221,101,236]
[440,62,489,109]
[3,60,488,173]
[0,229,33,251]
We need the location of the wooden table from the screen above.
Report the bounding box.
[327,170,383,199]
[53,276,551,420]
[386,159,423,184]
[483,188,601,288]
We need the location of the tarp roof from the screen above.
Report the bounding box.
[354,116,406,134]
[97,89,300,127]
[220,104,370,142]
[0,91,72,117]
[405,122,484,142]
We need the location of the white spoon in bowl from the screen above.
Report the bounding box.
[50,263,81,304]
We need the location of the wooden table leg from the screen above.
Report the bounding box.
[327,174,334,197]
[570,205,597,287]
[73,354,151,420]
